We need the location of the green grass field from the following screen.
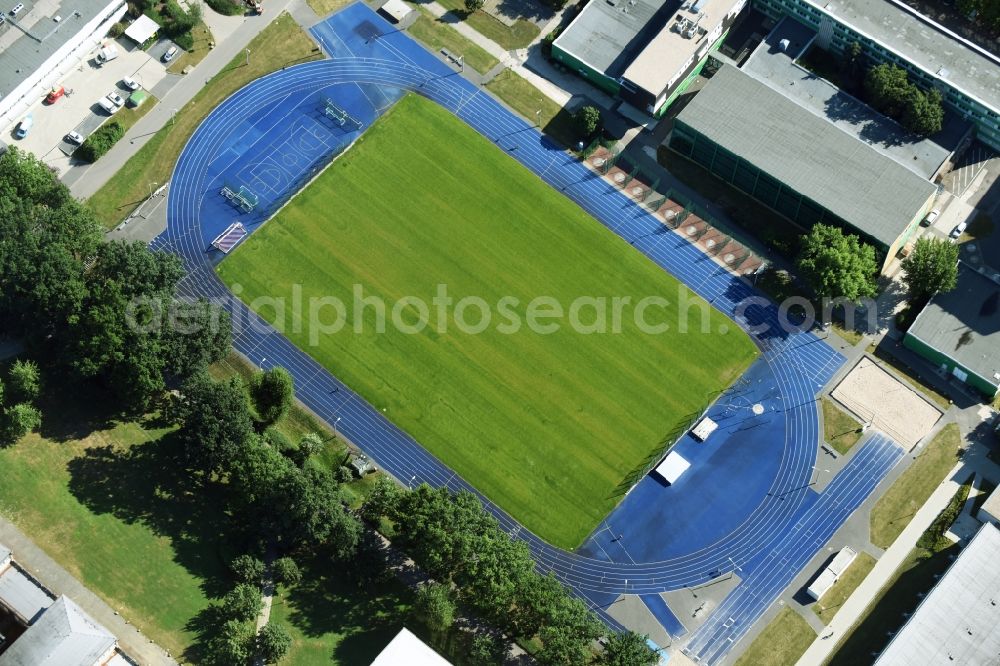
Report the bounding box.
[217,95,757,548]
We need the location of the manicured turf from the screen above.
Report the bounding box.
[734,607,816,666]
[869,423,961,549]
[813,552,876,624]
[218,94,757,548]
[821,398,862,455]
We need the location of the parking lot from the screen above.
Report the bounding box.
[2,38,172,174]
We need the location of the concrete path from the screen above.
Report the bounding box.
[64,0,296,200]
[0,515,177,665]
[797,448,1000,665]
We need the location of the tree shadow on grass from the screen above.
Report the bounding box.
[65,433,238,601]
[282,549,412,663]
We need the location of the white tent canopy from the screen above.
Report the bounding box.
[653,451,690,484]
[379,0,413,22]
[124,15,159,45]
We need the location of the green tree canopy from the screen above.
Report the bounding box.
[229,554,265,585]
[797,224,878,302]
[900,237,958,302]
[2,403,42,444]
[413,582,456,635]
[249,367,294,429]
[256,622,292,664]
[7,359,41,404]
[222,583,263,623]
[864,63,943,136]
[600,631,660,666]
[575,105,602,137]
[176,374,255,477]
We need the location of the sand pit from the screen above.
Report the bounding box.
[831,357,942,450]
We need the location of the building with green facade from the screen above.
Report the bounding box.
[551,0,748,117]
[904,263,1000,399]
[668,59,938,271]
[752,0,1000,150]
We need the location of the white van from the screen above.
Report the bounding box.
[97,97,118,115]
[96,44,119,65]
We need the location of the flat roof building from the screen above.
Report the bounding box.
[903,262,1000,399]
[552,0,747,116]
[0,0,127,128]
[875,522,1000,665]
[753,0,1000,150]
[668,61,936,268]
[371,628,451,666]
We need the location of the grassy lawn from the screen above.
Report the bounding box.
[167,21,215,74]
[306,0,354,17]
[822,398,862,455]
[269,551,414,665]
[217,94,757,548]
[735,607,816,666]
[407,7,501,75]
[828,480,971,665]
[486,69,580,148]
[430,0,540,50]
[813,552,877,624]
[0,391,224,657]
[869,423,962,549]
[829,321,863,346]
[86,13,322,228]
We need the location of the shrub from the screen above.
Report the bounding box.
[230,554,265,584]
[336,465,354,484]
[205,0,246,15]
[273,557,302,586]
[222,583,263,622]
[256,622,292,664]
[75,122,125,164]
[109,21,126,38]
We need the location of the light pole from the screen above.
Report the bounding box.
[459,54,464,73]
[171,107,178,126]
[334,416,341,438]
[535,109,541,126]
[245,48,251,66]
[409,474,416,488]
[148,181,157,198]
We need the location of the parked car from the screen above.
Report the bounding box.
[921,209,940,227]
[162,45,178,62]
[14,114,32,139]
[122,76,141,91]
[106,91,124,107]
[45,85,65,104]
[97,97,118,115]
[65,131,84,145]
[949,221,968,241]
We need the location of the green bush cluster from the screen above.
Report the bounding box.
[864,63,944,136]
[75,122,125,164]
[205,0,247,16]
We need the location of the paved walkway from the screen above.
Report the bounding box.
[64,0,296,200]
[797,444,1000,665]
[0,515,177,665]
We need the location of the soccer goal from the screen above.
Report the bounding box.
[221,184,259,213]
[322,97,363,130]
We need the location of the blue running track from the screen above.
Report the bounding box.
[151,4,903,661]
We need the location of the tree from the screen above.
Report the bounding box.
[176,374,255,476]
[207,619,255,666]
[413,582,456,635]
[902,87,944,136]
[900,237,958,302]
[845,41,864,82]
[360,475,402,523]
[256,622,292,664]
[600,631,659,666]
[864,63,911,118]
[7,359,40,403]
[575,105,602,138]
[797,224,878,302]
[273,557,302,586]
[465,0,484,10]
[249,367,293,429]
[2,403,41,443]
[230,554,265,585]
[468,632,508,665]
[222,583,263,622]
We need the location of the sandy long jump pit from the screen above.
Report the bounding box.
[831,357,942,450]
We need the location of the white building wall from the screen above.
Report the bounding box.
[0,0,127,128]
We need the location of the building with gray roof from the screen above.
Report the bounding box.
[0,0,127,128]
[904,262,1000,398]
[0,595,117,666]
[0,561,54,625]
[551,0,748,116]
[753,0,1000,150]
[875,522,1000,665]
[668,62,936,268]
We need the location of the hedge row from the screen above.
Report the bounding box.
[75,122,125,164]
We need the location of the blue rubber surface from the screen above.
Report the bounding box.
[641,594,688,639]
[152,4,904,661]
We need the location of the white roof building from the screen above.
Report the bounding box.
[371,627,451,666]
[875,523,1000,665]
[654,451,691,484]
[123,14,159,45]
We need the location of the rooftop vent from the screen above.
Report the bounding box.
[937,67,950,78]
